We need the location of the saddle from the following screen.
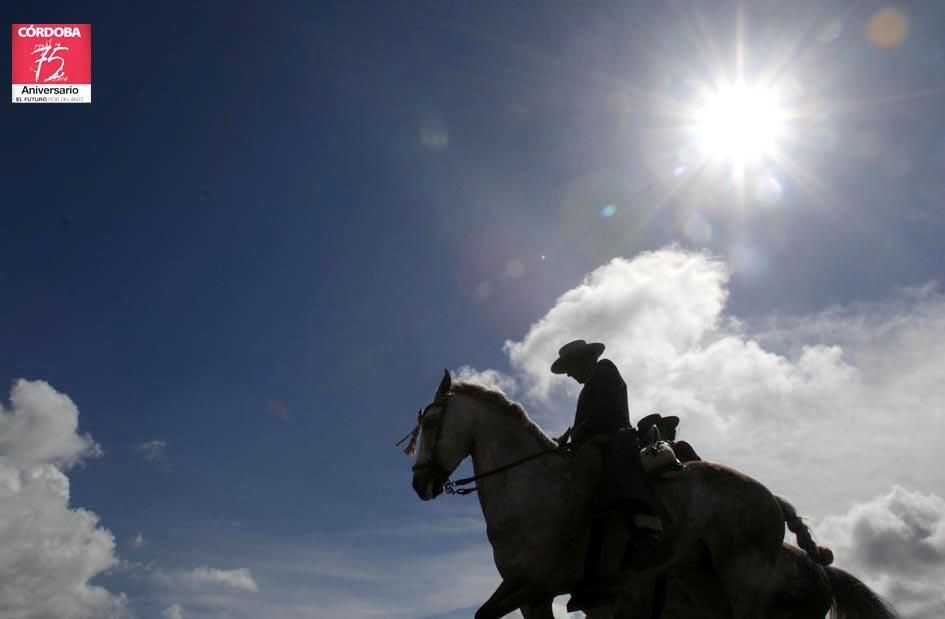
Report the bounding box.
[640,440,684,477]
[639,425,684,477]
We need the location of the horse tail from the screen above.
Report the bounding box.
[775,495,834,566]
[825,565,899,619]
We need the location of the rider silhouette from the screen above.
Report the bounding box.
[551,340,662,613]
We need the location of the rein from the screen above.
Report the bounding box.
[444,419,587,495]
[443,443,572,495]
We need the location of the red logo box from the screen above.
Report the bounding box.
[12,24,92,103]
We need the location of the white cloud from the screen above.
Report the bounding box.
[454,365,518,396]
[143,562,260,593]
[505,248,730,407]
[188,566,258,593]
[0,378,102,469]
[137,439,168,465]
[817,486,945,619]
[0,379,127,619]
[162,604,185,619]
[117,561,263,618]
[130,532,146,550]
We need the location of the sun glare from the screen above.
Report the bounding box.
[694,83,785,169]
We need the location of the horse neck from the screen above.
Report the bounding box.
[453,393,548,468]
[451,392,553,511]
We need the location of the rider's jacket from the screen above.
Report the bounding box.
[572,358,631,444]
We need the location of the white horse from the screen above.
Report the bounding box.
[407,371,896,619]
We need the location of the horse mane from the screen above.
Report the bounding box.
[451,381,556,448]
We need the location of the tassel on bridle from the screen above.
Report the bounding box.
[395,409,423,456]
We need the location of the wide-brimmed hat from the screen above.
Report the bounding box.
[550,339,605,374]
[637,413,679,434]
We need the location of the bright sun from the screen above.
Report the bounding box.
[694,83,785,168]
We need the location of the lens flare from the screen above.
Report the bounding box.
[682,212,712,244]
[755,175,783,206]
[420,115,449,151]
[816,18,844,44]
[867,7,909,49]
[505,259,525,278]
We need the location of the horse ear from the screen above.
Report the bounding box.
[436,368,451,400]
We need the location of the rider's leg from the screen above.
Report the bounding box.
[608,429,664,565]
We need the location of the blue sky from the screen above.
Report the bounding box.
[2,1,945,618]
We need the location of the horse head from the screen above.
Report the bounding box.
[411,369,472,500]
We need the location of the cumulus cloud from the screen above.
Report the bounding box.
[129,532,146,550]
[817,486,945,619]
[137,439,168,465]
[0,379,126,619]
[0,378,102,469]
[506,249,731,405]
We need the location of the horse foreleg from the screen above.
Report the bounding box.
[475,580,532,619]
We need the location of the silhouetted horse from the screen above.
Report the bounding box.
[408,371,896,619]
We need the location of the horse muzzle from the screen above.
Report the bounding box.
[412,462,449,501]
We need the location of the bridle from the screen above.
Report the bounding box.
[401,396,456,493]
